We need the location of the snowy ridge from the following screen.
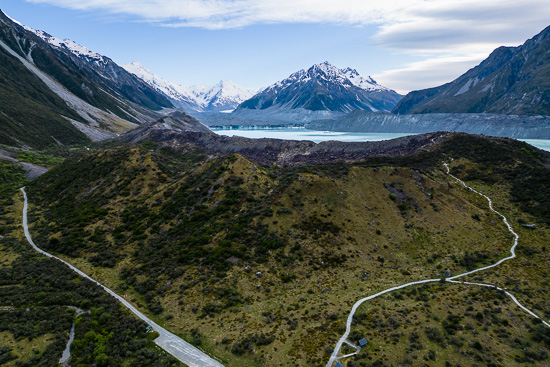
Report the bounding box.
[341,67,388,91]
[265,61,388,94]
[123,62,196,102]
[5,12,104,62]
[200,80,256,109]
[237,61,402,113]
[189,84,210,100]
[22,25,105,62]
[124,62,255,112]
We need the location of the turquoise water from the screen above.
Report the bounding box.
[211,127,550,152]
[518,139,550,152]
[211,128,417,143]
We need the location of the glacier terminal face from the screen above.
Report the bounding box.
[306,111,550,139]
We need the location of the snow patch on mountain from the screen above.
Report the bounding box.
[3,13,105,62]
[341,67,388,91]
[27,29,104,62]
[189,84,210,100]
[262,61,389,96]
[124,62,255,112]
[200,80,256,110]
[237,61,402,113]
[123,62,195,102]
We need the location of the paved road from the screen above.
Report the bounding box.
[20,188,225,367]
[325,162,550,367]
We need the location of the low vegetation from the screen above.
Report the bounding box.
[0,133,548,366]
[0,159,184,367]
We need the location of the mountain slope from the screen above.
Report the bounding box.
[236,61,402,113]
[0,35,90,148]
[393,25,550,116]
[0,11,174,148]
[123,62,255,112]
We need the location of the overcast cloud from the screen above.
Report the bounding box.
[26,0,550,92]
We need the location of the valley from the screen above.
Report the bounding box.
[0,5,549,367]
[1,132,547,366]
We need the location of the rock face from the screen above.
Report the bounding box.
[121,111,211,141]
[393,25,550,116]
[236,61,402,114]
[521,224,537,229]
[306,111,550,139]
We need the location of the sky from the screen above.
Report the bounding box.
[2,0,549,94]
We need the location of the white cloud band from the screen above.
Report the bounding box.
[26,0,550,92]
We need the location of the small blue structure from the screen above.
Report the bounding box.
[358,338,367,347]
[335,362,344,367]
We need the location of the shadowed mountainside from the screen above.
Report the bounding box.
[393,25,550,116]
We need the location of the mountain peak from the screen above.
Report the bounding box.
[307,61,341,77]
[238,62,401,113]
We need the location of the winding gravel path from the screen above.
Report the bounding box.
[325,163,550,367]
[20,188,225,367]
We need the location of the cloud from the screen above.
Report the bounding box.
[26,0,550,91]
[26,0,550,31]
[373,54,490,94]
[373,0,550,53]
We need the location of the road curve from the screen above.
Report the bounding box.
[325,163,549,367]
[325,278,441,367]
[20,188,225,367]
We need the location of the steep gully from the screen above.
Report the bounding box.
[326,162,550,367]
[20,188,224,367]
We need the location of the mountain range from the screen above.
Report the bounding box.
[1,7,549,151]
[122,61,256,113]
[236,61,403,113]
[393,25,550,116]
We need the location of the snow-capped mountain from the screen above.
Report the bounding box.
[198,80,256,112]
[237,61,402,113]
[123,63,255,112]
[123,62,199,111]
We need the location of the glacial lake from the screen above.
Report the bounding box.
[211,127,550,152]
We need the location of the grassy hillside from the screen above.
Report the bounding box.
[0,159,184,367]
[21,134,550,366]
